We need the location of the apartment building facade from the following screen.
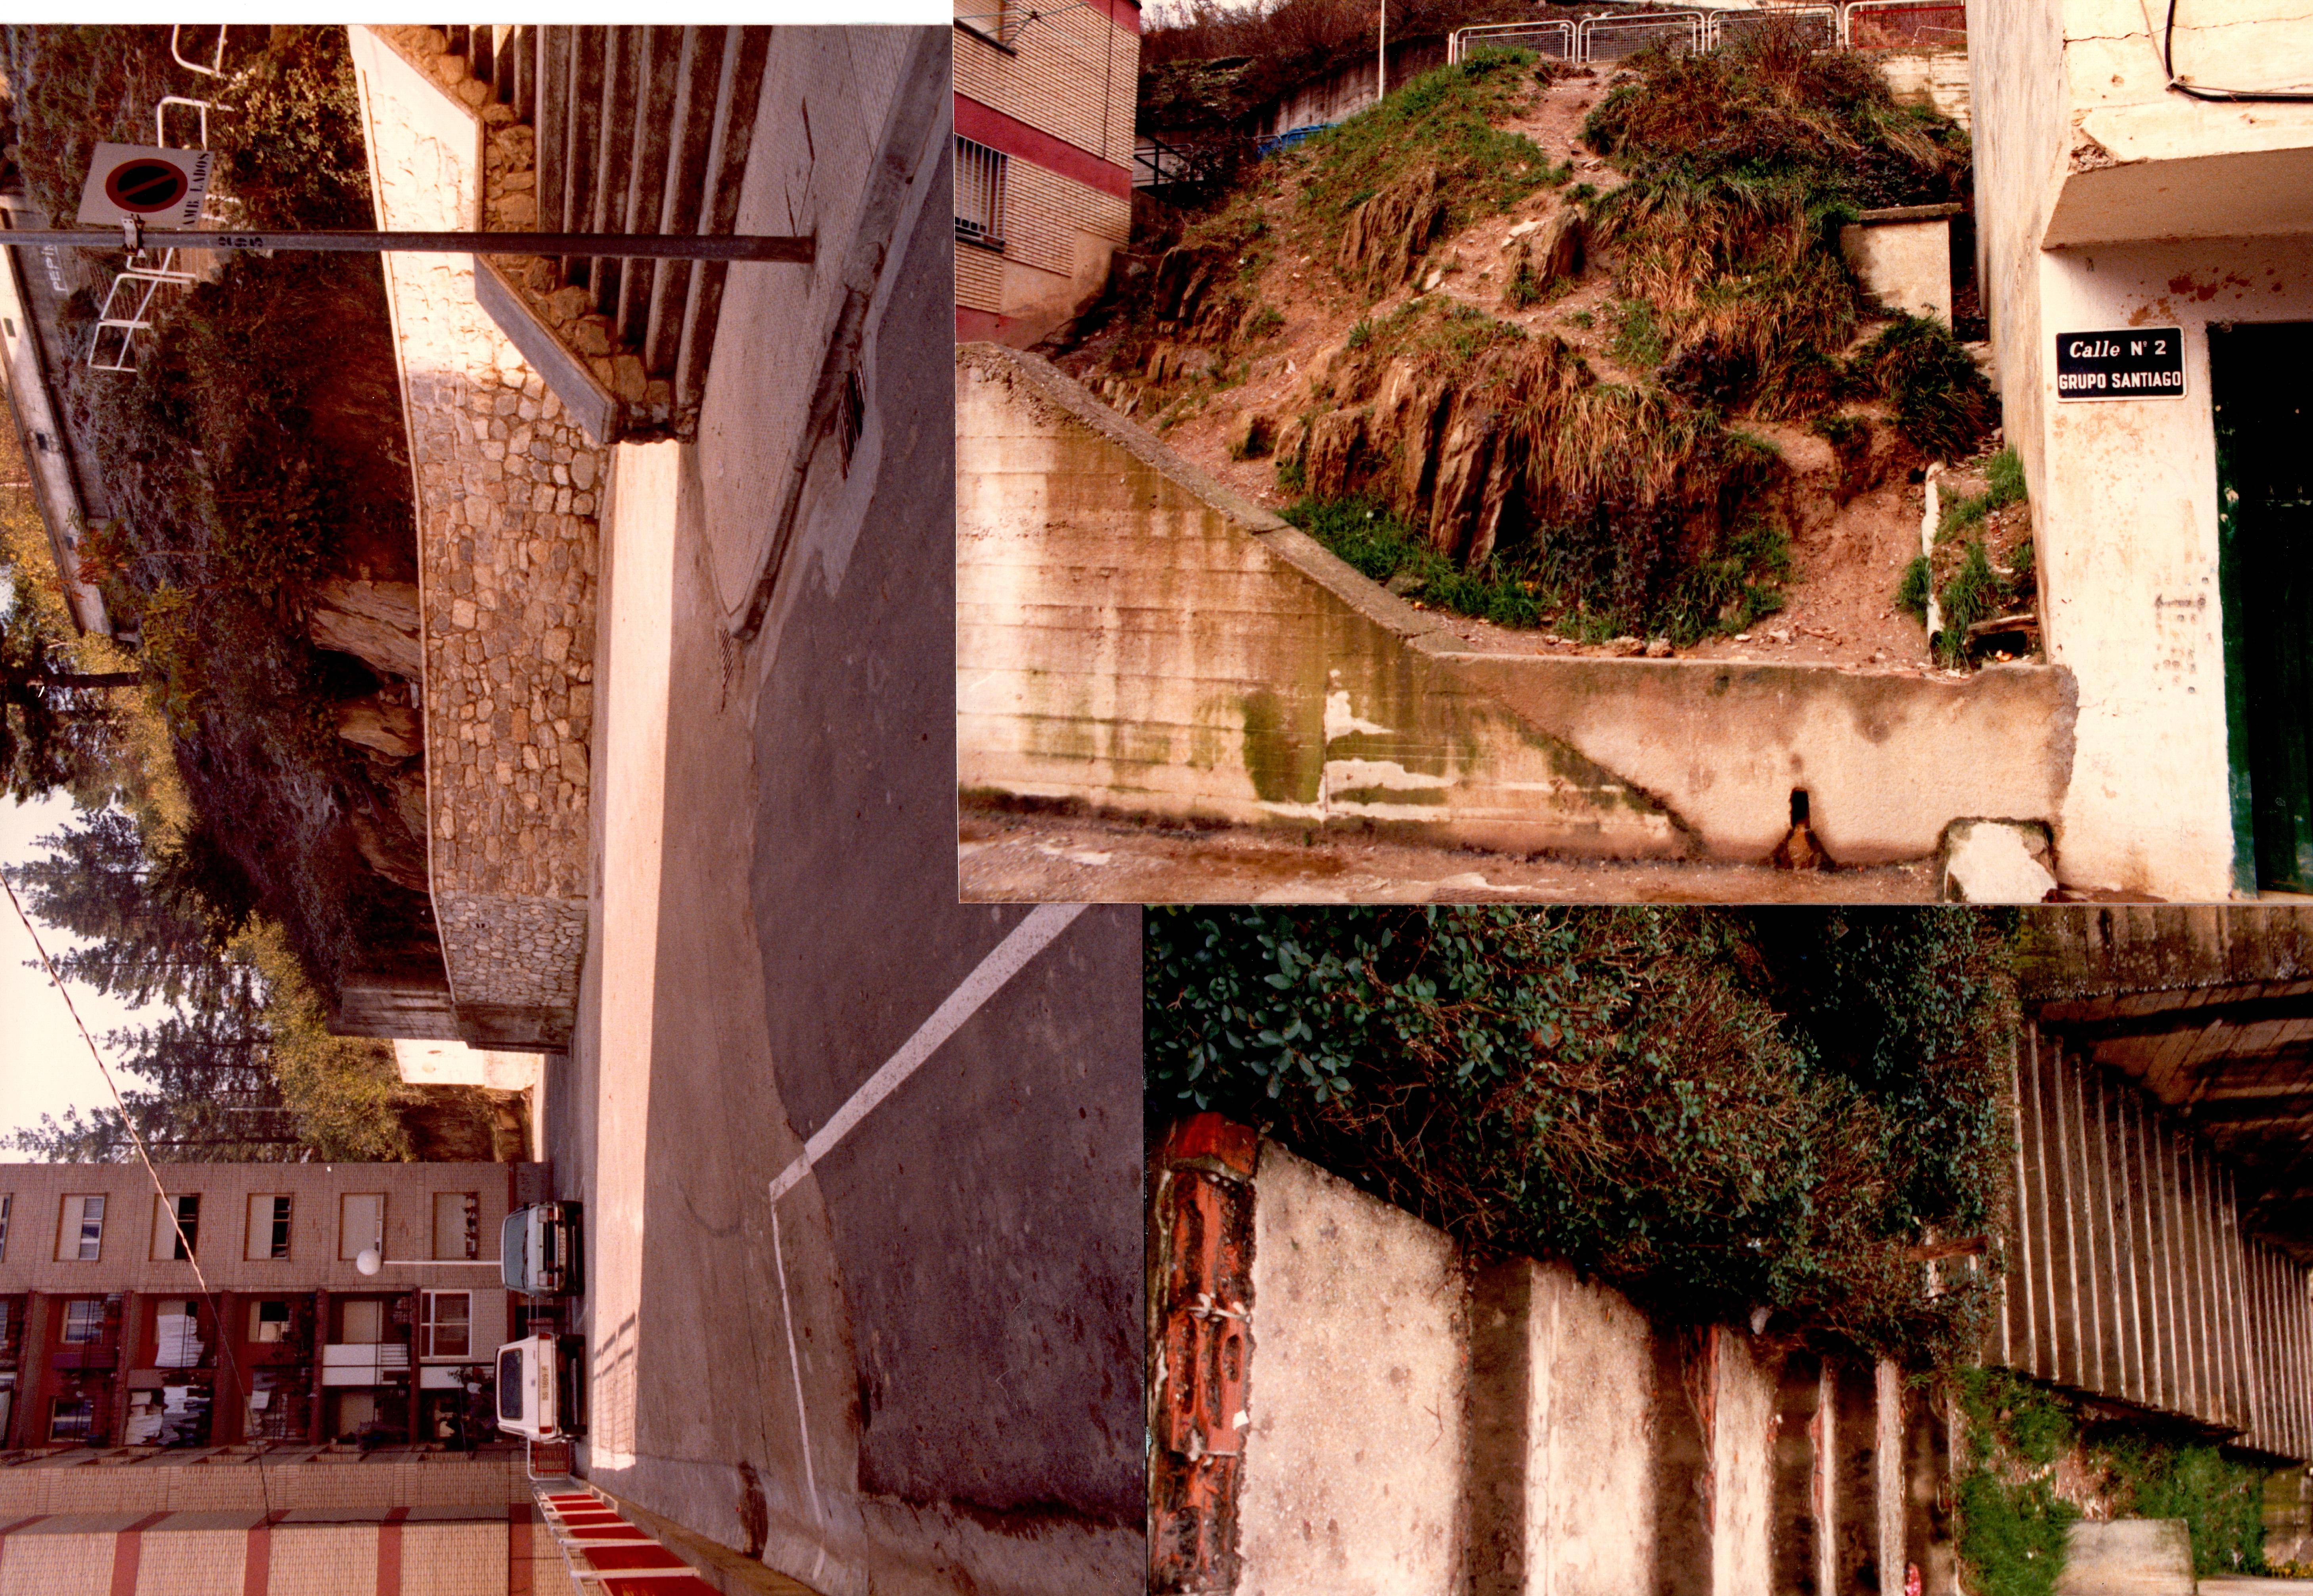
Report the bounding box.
[1968,0,2313,901]
[953,0,1139,344]
[0,1162,545,1454]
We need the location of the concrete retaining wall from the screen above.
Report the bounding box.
[1239,1145,1469,1596]
[958,344,2077,867]
[1228,1141,1895,1596]
[351,27,603,1044]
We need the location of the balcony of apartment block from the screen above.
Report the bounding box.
[2039,0,2313,245]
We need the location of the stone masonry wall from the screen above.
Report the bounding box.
[349,27,601,1042]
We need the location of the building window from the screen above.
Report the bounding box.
[339,1193,384,1261]
[0,1193,11,1262]
[247,1194,292,1261]
[249,1300,291,1344]
[955,137,1008,251]
[152,1193,199,1261]
[59,1195,103,1261]
[954,0,1018,47]
[420,1291,471,1360]
[61,1299,104,1345]
[49,1398,94,1444]
[432,1192,480,1261]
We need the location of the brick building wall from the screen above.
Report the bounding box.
[0,1165,529,1454]
[0,1498,546,1596]
[953,0,1139,343]
[349,26,603,1047]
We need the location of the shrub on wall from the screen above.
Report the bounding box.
[1146,905,2017,1366]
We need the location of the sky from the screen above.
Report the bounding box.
[0,791,161,1146]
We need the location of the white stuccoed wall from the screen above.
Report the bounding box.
[1235,1140,1817,1596]
[1968,0,2313,898]
[1238,1143,1471,1596]
[2029,240,2313,899]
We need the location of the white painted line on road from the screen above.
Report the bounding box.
[765,902,1089,1202]
[770,1206,822,1526]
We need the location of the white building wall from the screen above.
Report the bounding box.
[2031,240,2313,899]
[1969,0,2313,897]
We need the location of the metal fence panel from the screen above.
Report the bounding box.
[1844,0,1967,50]
[1580,12,1705,61]
[1449,21,1576,64]
[1708,6,1839,52]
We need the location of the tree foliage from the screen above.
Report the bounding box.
[0,605,135,801]
[1145,905,2019,1365]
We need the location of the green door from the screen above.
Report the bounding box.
[2212,321,2313,895]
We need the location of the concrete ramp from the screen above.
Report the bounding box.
[958,344,2078,866]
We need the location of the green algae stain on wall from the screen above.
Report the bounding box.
[1240,689,1324,805]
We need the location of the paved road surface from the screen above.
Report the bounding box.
[547,70,1143,1596]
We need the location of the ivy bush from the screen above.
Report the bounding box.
[1146,906,2017,1364]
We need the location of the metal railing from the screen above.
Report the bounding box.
[1707,5,1838,50]
[88,31,231,371]
[1447,1,1962,65]
[1446,20,1575,63]
[1581,11,1707,59]
[1842,0,1966,50]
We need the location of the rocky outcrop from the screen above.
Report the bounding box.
[309,579,423,680]
[1338,167,1449,294]
[335,694,424,759]
[1149,241,1248,342]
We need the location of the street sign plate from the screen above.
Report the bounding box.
[2055,327,2187,400]
[76,143,212,228]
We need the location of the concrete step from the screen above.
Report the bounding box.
[441,22,768,439]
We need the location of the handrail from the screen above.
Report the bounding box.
[170,25,226,78]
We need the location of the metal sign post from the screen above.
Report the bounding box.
[43,144,814,262]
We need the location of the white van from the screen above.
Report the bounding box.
[495,1333,584,1441]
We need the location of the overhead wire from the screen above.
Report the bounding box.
[2156,0,2313,102]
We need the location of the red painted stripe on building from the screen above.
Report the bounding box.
[582,1544,688,1571]
[956,306,1011,344]
[1079,0,1142,31]
[508,1501,535,1596]
[242,1519,272,1596]
[599,1577,719,1596]
[954,95,1131,200]
[378,1506,410,1596]
[109,1514,169,1596]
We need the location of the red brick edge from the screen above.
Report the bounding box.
[1149,1113,1258,1594]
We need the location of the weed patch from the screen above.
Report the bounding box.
[1286,496,1542,627]
[1585,22,1973,431]
[1299,49,1566,256]
[1954,1367,2271,1592]
[1858,316,1999,462]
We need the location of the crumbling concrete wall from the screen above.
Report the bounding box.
[1872,49,1971,129]
[958,343,2077,867]
[350,27,604,1045]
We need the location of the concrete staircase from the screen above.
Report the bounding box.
[1992,1022,2313,1462]
[395,24,770,443]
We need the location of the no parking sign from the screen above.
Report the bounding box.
[76,143,211,229]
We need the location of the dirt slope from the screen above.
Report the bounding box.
[1055,63,2023,672]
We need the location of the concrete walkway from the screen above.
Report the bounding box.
[552,50,1142,1596]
